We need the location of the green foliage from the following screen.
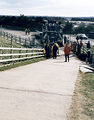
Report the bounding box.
[63,21,73,34]
[0,37,23,48]
[0,16,44,31]
[74,23,86,34]
[73,23,94,35]
[86,24,94,33]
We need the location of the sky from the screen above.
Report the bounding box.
[0,0,94,17]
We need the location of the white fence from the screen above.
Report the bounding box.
[0,47,44,63]
[0,30,37,47]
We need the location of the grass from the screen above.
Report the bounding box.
[91,46,94,54]
[0,36,45,71]
[0,36,26,60]
[0,37,24,48]
[81,73,94,119]
[0,57,45,71]
[68,72,94,120]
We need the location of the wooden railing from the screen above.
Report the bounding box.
[0,47,44,63]
[0,30,36,47]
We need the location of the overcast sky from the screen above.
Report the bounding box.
[0,0,94,17]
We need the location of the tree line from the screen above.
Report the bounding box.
[0,15,66,31]
[0,15,44,31]
[0,15,94,36]
[71,17,94,22]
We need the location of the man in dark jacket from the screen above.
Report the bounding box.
[87,41,91,49]
[45,43,51,59]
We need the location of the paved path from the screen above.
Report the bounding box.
[0,51,81,120]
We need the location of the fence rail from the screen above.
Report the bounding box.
[0,47,44,63]
[0,30,36,47]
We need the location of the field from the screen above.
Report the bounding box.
[0,37,24,48]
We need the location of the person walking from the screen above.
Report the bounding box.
[45,43,51,59]
[72,41,77,53]
[64,42,70,62]
[25,28,28,35]
[86,49,91,64]
[64,36,67,44]
[76,42,81,57]
[87,41,91,49]
[53,43,58,59]
[86,41,91,64]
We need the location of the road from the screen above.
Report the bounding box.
[0,51,81,120]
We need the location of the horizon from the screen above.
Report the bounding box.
[0,15,94,18]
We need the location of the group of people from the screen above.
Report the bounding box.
[44,39,91,63]
[72,39,91,63]
[44,42,59,59]
[25,28,30,35]
[44,42,71,62]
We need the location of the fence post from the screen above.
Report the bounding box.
[6,32,8,40]
[0,30,2,37]
[10,47,13,59]
[29,37,31,47]
[30,40,32,48]
[8,33,11,40]
[19,37,21,44]
[0,46,3,60]
[19,48,21,58]
[25,39,27,46]
[14,35,16,43]
[3,31,5,37]
[10,35,13,48]
[26,49,28,58]
[5,32,6,38]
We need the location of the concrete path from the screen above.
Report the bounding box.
[0,51,81,120]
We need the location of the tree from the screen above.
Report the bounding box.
[73,23,86,34]
[85,24,94,34]
[63,22,73,34]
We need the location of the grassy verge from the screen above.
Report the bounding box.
[68,72,94,120]
[81,73,94,119]
[0,57,45,71]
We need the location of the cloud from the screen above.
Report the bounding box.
[0,0,94,16]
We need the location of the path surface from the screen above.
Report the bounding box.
[0,51,81,120]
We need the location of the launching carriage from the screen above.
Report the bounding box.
[42,20,63,47]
